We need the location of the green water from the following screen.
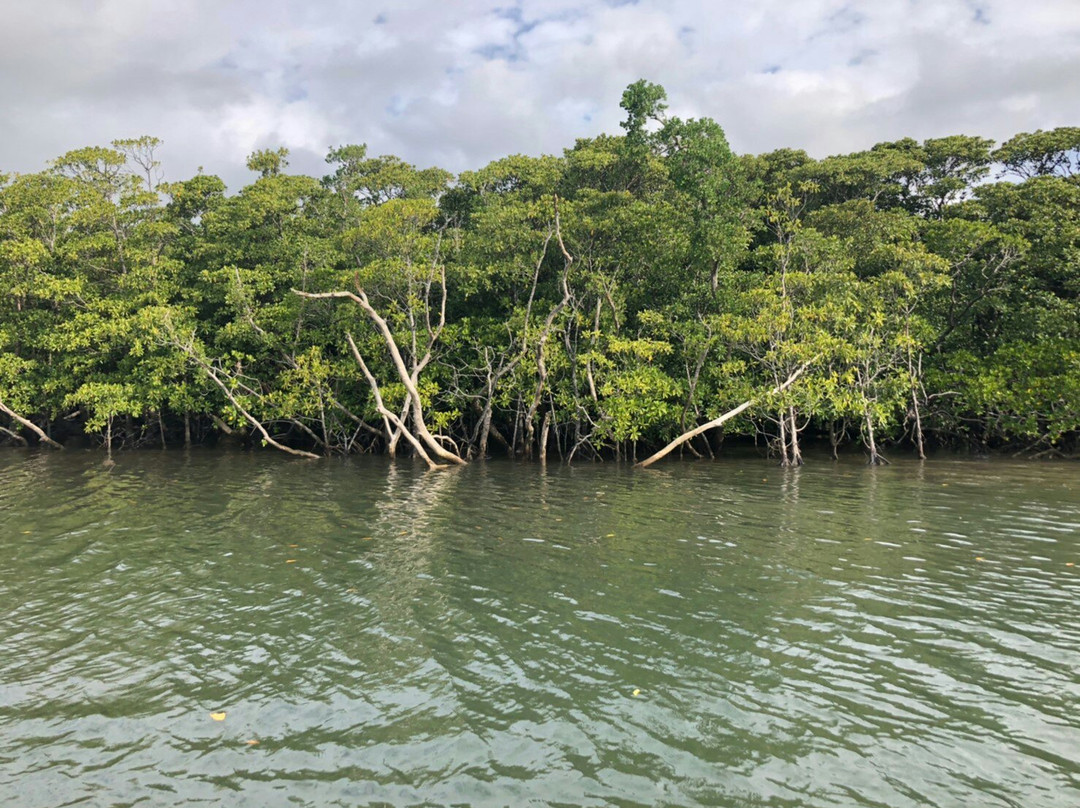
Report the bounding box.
[1,451,1078,807]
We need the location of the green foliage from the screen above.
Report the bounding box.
[994,127,1080,179]
[1,81,1077,456]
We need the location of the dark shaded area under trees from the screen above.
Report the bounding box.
[2,82,1079,464]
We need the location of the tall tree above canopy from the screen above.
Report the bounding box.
[246,147,289,178]
[894,135,995,217]
[994,127,1080,179]
[620,79,668,148]
[657,115,750,293]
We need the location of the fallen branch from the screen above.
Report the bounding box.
[209,413,236,435]
[189,357,319,459]
[346,333,444,470]
[0,424,29,446]
[635,360,815,469]
[0,400,63,449]
[294,287,465,465]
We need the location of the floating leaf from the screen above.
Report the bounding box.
[632,689,641,697]
[245,739,259,746]
[975,557,985,562]
[606,533,615,538]
[210,712,226,721]
[286,559,297,564]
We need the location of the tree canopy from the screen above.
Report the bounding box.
[2,86,1078,462]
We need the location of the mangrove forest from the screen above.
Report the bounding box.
[2,81,1078,464]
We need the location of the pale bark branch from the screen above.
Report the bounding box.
[0,400,63,448]
[186,355,320,459]
[345,332,443,470]
[294,287,465,465]
[0,424,29,446]
[635,360,815,469]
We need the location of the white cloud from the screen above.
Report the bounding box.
[0,0,1077,190]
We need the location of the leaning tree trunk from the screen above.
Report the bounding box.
[0,425,28,445]
[0,400,63,449]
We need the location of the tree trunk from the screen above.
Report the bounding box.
[189,356,319,459]
[478,400,494,459]
[524,195,574,460]
[777,409,790,466]
[0,425,28,446]
[0,400,63,449]
[788,406,803,466]
[539,410,551,464]
[346,333,443,470]
[865,407,889,465]
[911,387,925,460]
[295,288,465,465]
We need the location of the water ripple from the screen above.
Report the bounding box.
[1,452,1078,806]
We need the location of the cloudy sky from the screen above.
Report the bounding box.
[2,0,1079,190]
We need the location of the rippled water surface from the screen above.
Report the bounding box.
[1,451,1079,807]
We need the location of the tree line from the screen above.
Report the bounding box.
[2,81,1078,464]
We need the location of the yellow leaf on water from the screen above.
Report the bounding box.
[362,537,372,541]
[210,712,226,721]
[286,559,297,564]
[606,533,615,538]
[1066,562,1074,567]
[632,689,641,697]
[245,739,259,746]
[288,544,298,548]
[975,557,985,562]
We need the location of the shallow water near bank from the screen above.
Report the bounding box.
[1,450,1078,807]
